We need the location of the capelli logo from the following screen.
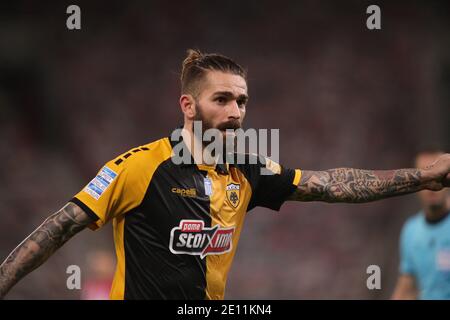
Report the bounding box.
[172,187,197,198]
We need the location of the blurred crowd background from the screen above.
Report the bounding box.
[0,0,449,299]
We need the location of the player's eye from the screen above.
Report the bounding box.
[237,99,247,108]
[215,97,227,105]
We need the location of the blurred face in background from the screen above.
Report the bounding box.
[415,152,449,215]
[193,70,248,139]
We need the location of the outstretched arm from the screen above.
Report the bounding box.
[288,153,450,203]
[0,202,95,298]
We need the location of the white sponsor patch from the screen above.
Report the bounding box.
[204,177,212,196]
[84,166,117,200]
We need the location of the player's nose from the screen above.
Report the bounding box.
[227,101,241,120]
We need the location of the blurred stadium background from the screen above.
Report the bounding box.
[0,0,449,299]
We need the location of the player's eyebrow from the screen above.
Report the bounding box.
[213,91,249,102]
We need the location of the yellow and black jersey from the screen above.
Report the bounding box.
[70,134,302,300]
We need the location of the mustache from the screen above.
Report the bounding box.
[216,120,241,131]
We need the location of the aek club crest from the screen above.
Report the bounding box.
[226,183,240,208]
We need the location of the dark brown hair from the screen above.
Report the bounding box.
[180,49,247,96]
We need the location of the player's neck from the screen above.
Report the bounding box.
[182,125,219,166]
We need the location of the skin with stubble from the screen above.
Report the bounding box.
[391,152,450,300]
[1,67,450,299]
[180,71,247,153]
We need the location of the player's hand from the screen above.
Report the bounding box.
[421,153,450,191]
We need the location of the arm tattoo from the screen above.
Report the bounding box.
[0,202,94,298]
[288,168,423,203]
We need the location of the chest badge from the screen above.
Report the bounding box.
[226,183,240,208]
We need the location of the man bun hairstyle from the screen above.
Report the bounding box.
[180,49,247,97]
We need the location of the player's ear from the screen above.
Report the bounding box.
[179,94,196,120]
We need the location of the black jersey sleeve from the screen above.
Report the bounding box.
[236,154,301,212]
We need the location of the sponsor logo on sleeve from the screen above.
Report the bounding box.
[84,166,117,200]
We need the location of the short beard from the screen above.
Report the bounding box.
[193,101,242,158]
[193,102,215,134]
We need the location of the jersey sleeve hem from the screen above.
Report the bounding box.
[69,197,102,231]
[263,168,298,212]
[293,169,302,186]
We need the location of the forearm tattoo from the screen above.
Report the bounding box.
[289,168,423,203]
[0,202,93,298]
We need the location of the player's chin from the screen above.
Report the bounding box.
[217,128,234,137]
[216,131,236,152]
